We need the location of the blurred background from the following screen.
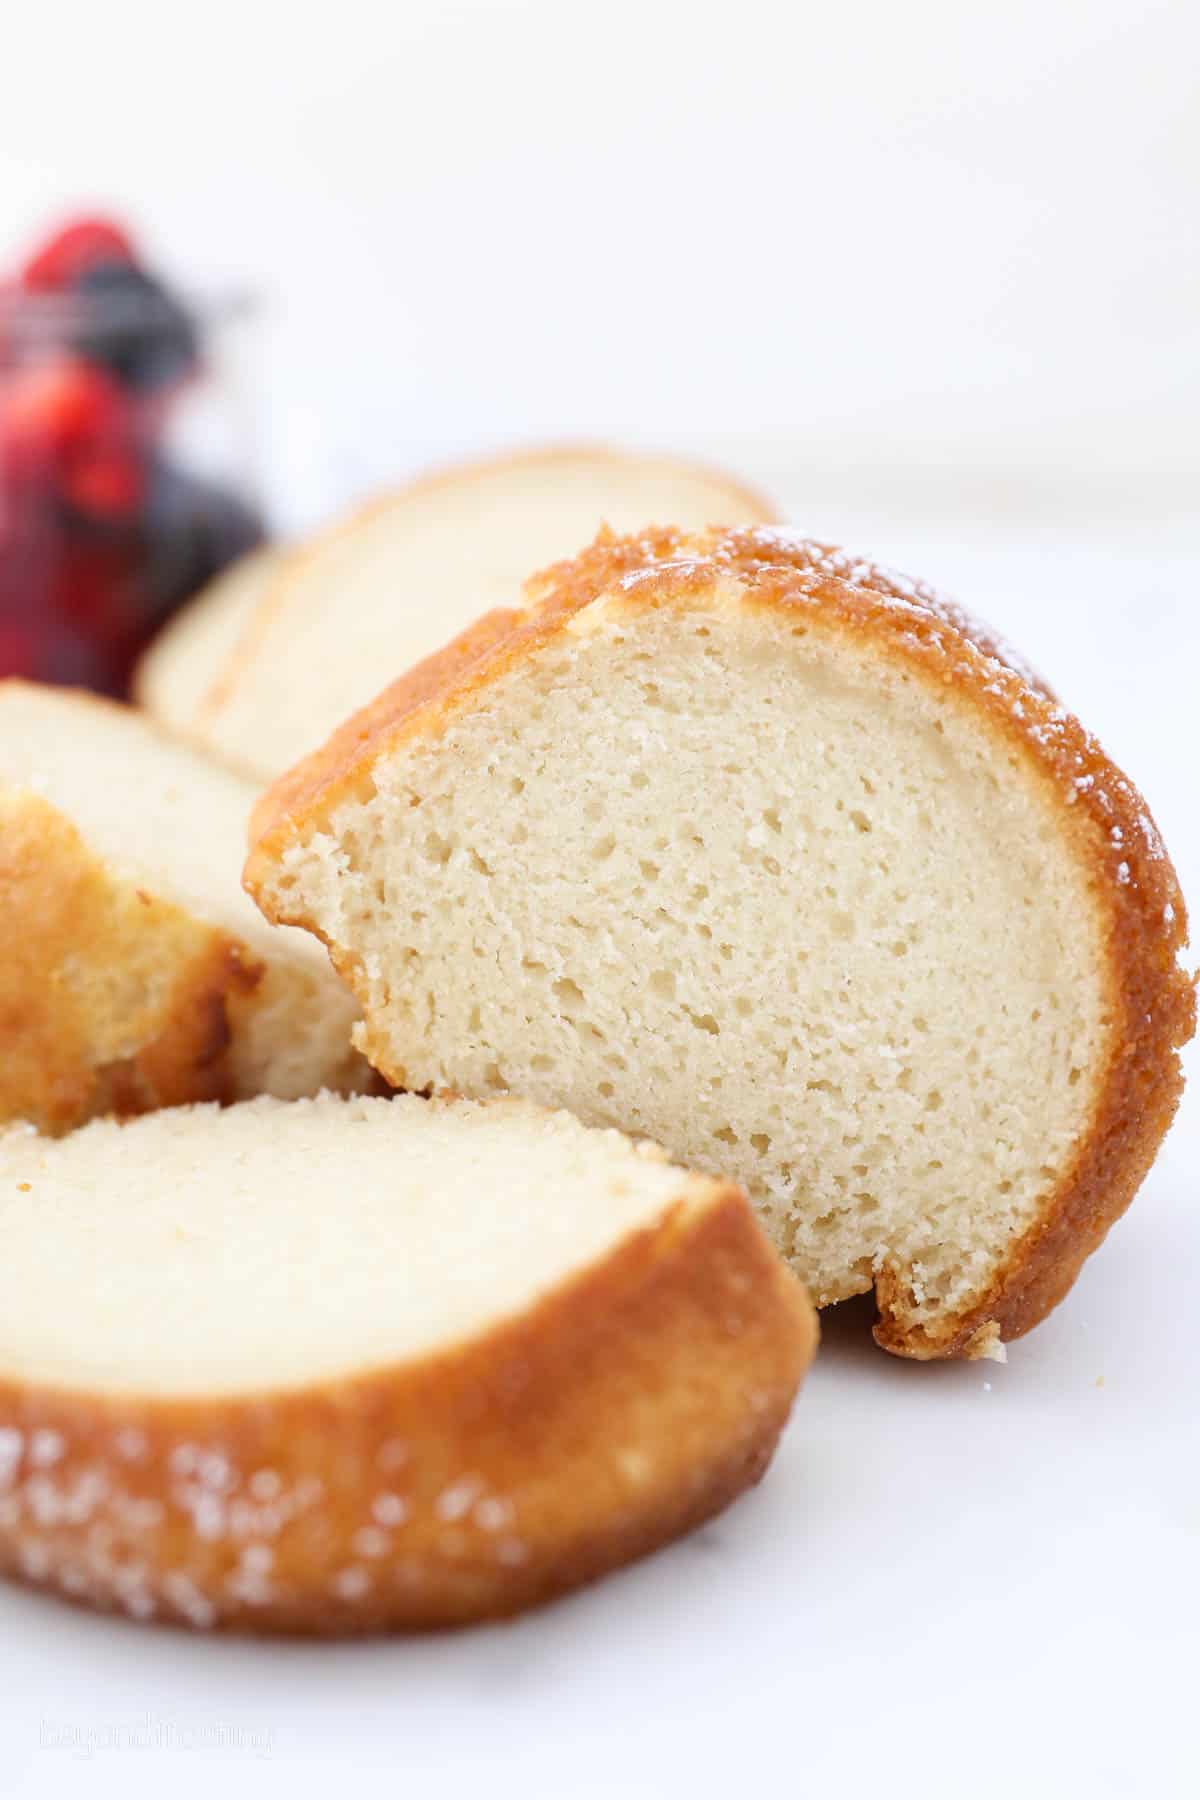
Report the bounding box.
[1,0,1196,895]
[4,0,1195,529]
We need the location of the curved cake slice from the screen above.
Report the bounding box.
[133,545,293,748]
[0,1093,815,1633]
[246,527,1195,1360]
[0,681,370,1133]
[198,444,778,780]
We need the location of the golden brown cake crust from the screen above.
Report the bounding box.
[0,789,261,1134]
[0,1179,816,1634]
[246,526,1195,1359]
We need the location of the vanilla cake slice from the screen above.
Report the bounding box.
[0,1094,815,1631]
[246,527,1195,1359]
[0,681,371,1132]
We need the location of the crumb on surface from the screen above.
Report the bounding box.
[964,1321,1007,1363]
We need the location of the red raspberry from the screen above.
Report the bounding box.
[0,355,144,518]
[21,217,136,292]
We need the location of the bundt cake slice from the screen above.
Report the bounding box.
[246,527,1194,1359]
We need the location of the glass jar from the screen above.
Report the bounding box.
[0,284,264,696]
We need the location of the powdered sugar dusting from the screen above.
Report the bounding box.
[435,1476,484,1522]
[0,1415,530,1630]
[618,558,706,594]
[372,1491,409,1527]
[734,527,1049,693]
[29,1429,65,1468]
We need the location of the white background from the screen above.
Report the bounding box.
[2,4,1198,1796]
[2,0,1197,528]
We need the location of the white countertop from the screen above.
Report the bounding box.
[6,518,1197,1800]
